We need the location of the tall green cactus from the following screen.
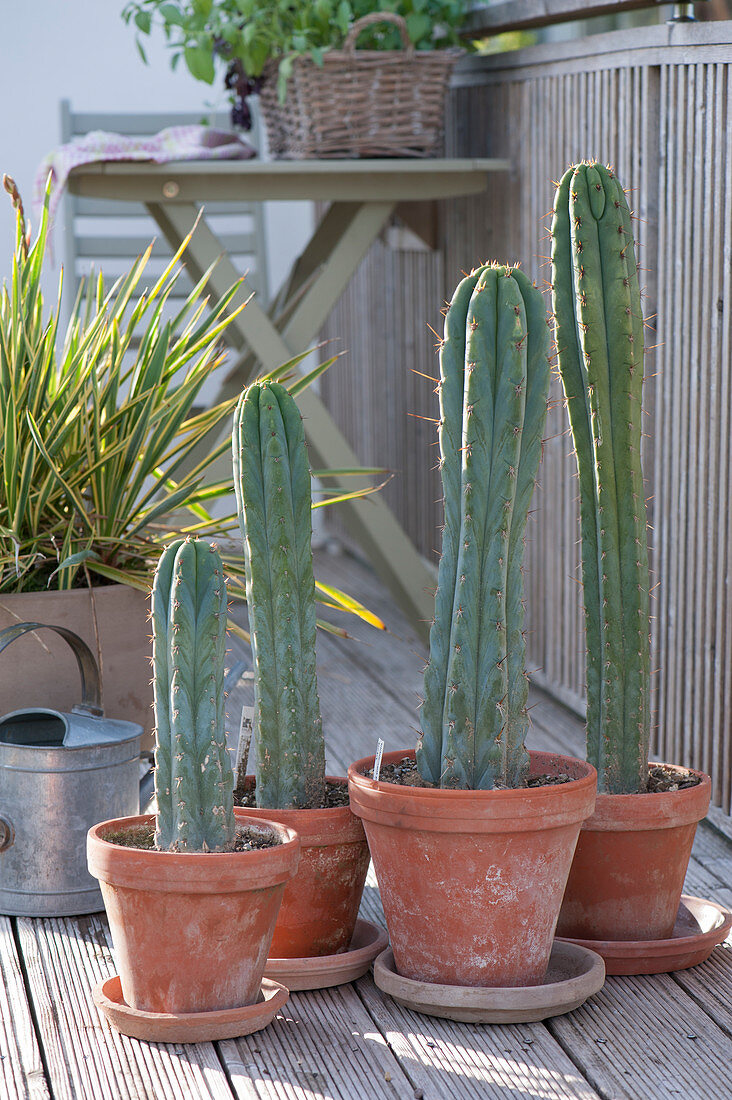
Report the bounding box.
[550,162,651,794]
[152,538,236,851]
[417,264,551,789]
[233,381,325,810]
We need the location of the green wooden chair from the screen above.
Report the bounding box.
[58,101,269,408]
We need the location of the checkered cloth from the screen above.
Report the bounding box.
[34,125,256,230]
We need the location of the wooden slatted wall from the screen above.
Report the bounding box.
[320,22,732,813]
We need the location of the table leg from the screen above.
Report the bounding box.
[223,199,397,384]
[279,201,396,353]
[271,201,363,317]
[145,199,436,640]
[147,201,280,368]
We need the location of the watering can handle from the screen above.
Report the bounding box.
[0,622,103,716]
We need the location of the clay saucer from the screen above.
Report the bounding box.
[265,918,389,991]
[93,976,288,1043]
[557,894,732,976]
[372,941,605,1023]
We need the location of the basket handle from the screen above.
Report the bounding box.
[0,622,103,716]
[343,13,414,57]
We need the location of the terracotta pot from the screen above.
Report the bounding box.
[87,811,300,1015]
[0,586,153,741]
[556,763,711,942]
[348,749,597,988]
[239,776,370,958]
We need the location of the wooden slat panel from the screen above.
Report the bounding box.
[650,60,732,799]
[699,62,718,784]
[717,66,732,813]
[655,60,672,767]
[320,29,732,816]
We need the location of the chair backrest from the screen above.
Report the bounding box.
[59,100,269,314]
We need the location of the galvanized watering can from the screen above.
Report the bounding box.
[0,622,152,917]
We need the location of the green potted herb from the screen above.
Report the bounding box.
[122,0,468,155]
[348,264,597,1000]
[87,537,300,1043]
[550,162,711,968]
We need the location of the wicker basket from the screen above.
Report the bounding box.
[259,13,462,160]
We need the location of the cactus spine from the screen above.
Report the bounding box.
[417,264,551,789]
[233,381,325,810]
[152,538,236,851]
[550,162,651,794]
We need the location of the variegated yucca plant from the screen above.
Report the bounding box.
[0,175,244,594]
[0,177,383,634]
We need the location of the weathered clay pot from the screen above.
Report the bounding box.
[87,811,300,1018]
[348,749,597,988]
[556,764,711,942]
[0,586,152,740]
[239,776,370,958]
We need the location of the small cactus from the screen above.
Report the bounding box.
[550,162,651,794]
[152,537,236,851]
[233,381,326,810]
[417,264,551,789]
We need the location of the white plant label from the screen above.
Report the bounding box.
[373,737,385,782]
[235,706,254,781]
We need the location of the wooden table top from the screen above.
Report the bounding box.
[67,157,510,203]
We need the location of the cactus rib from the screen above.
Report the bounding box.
[418,264,551,789]
[234,381,325,810]
[551,162,651,793]
[152,538,236,852]
[420,269,484,784]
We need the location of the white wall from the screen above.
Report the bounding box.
[0,0,312,299]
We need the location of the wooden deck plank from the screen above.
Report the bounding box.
[15,914,233,1100]
[548,971,732,1100]
[683,836,732,914]
[356,976,602,1100]
[225,626,416,778]
[219,984,419,1100]
[0,916,49,1100]
[688,821,732,905]
[672,942,732,1038]
[229,547,581,772]
[524,689,585,760]
[319,552,732,1100]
